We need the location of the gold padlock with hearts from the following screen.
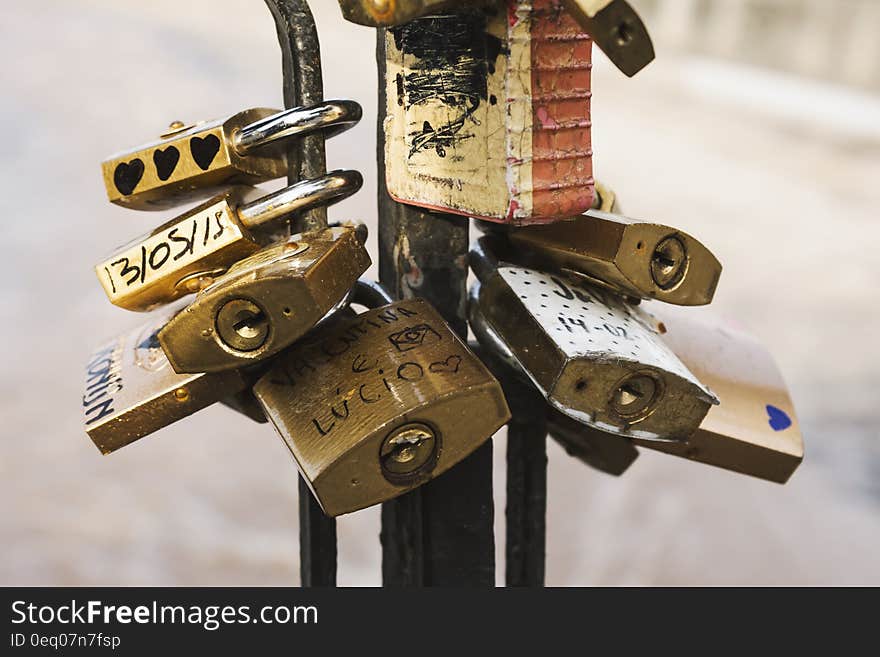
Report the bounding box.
[102,100,361,210]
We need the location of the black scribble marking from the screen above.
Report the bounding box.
[392,13,504,159]
[104,267,116,294]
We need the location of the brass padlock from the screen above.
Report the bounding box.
[252,297,511,517]
[630,307,803,483]
[384,1,595,224]
[340,0,653,77]
[562,0,654,77]
[102,100,361,210]
[547,407,638,476]
[83,308,253,454]
[95,171,362,311]
[484,207,722,306]
[470,241,718,441]
[158,227,371,373]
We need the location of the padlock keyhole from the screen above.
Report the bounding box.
[233,309,267,340]
[216,298,270,352]
[610,373,661,422]
[615,21,634,47]
[651,236,688,289]
[380,423,439,483]
[617,383,643,407]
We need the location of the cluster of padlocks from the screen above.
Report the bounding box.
[84,0,803,522]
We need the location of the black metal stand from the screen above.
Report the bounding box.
[376,30,495,587]
[264,2,548,588]
[265,0,336,587]
[503,378,547,587]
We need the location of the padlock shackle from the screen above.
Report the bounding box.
[467,282,528,381]
[233,100,362,155]
[237,169,363,229]
[468,237,500,285]
[353,278,394,309]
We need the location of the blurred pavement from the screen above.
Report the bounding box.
[1,0,878,585]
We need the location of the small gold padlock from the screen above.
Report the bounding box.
[102,100,361,210]
[158,227,371,374]
[95,171,362,311]
[83,308,253,454]
[252,298,511,517]
[630,307,804,483]
[487,207,722,306]
[470,241,718,441]
[546,407,639,476]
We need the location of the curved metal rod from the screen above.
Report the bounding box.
[467,282,528,381]
[238,170,363,229]
[233,100,362,155]
[353,278,394,309]
[263,0,328,232]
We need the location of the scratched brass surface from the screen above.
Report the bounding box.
[102,108,286,211]
[500,209,722,305]
[95,186,264,312]
[631,306,804,483]
[473,255,717,441]
[159,226,371,374]
[83,308,251,454]
[253,299,510,517]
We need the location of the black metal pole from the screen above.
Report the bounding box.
[376,29,495,587]
[503,377,547,587]
[472,336,548,588]
[265,0,336,587]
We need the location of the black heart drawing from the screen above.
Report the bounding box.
[429,355,462,374]
[153,146,180,181]
[190,134,221,170]
[113,159,145,195]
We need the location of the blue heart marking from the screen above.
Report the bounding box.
[766,404,792,432]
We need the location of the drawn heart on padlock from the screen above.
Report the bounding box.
[113,159,145,195]
[153,146,180,181]
[429,355,462,374]
[190,134,221,170]
[765,404,792,432]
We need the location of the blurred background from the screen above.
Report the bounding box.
[2,0,878,585]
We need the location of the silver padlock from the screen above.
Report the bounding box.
[470,239,718,442]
